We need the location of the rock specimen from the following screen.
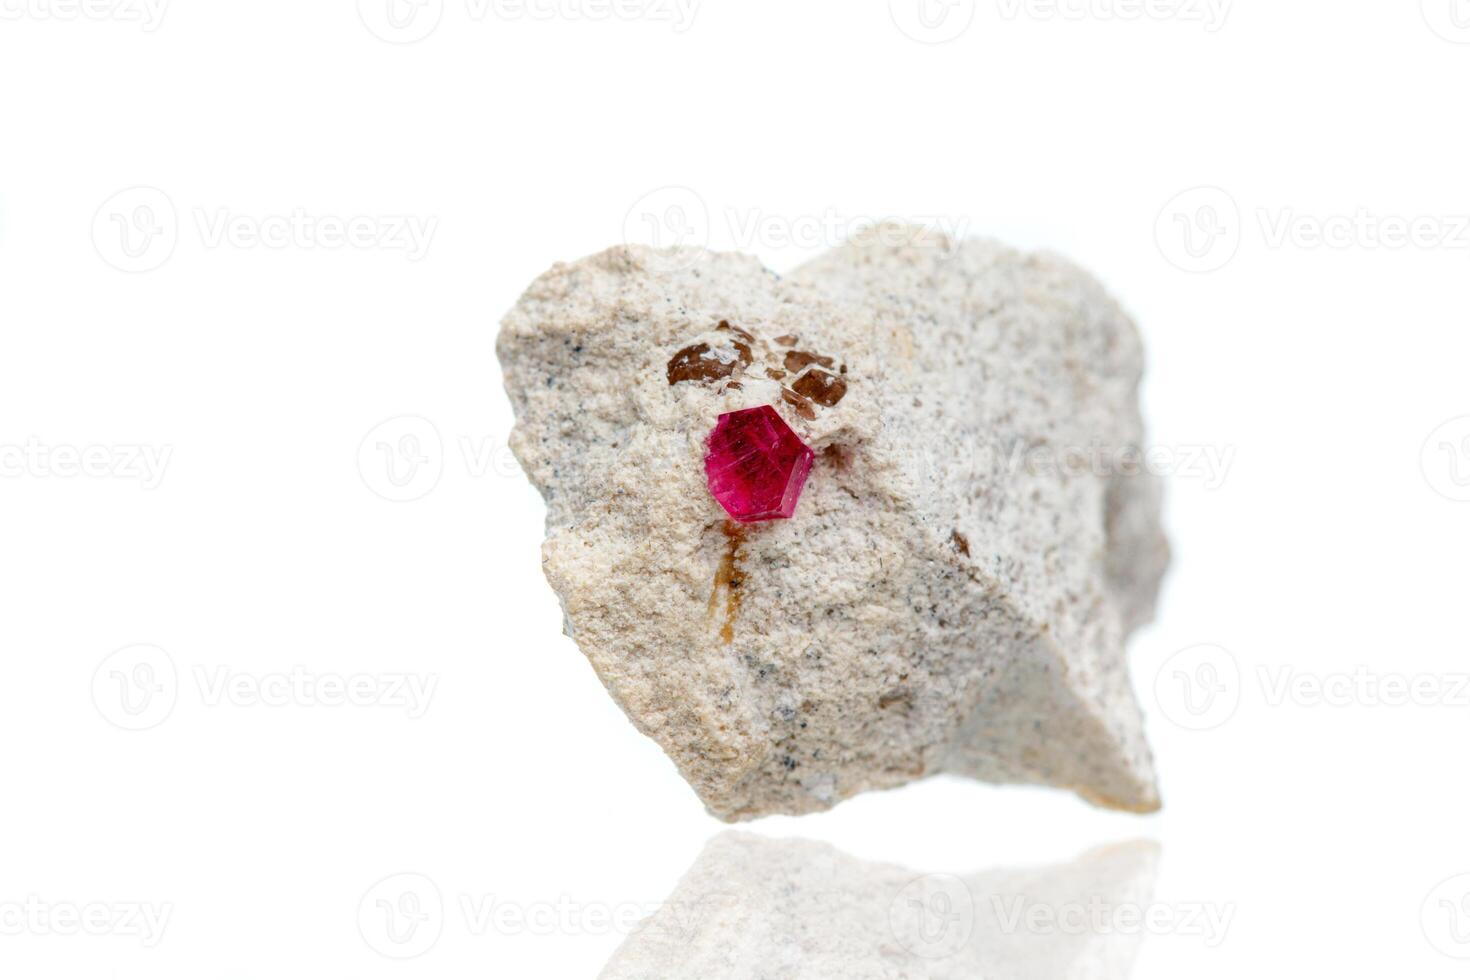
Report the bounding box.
[497,224,1168,820]
[600,833,1159,979]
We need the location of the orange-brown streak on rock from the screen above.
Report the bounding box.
[708,520,747,644]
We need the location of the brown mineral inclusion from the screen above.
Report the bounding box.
[667,341,752,385]
[783,350,835,374]
[791,368,847,406]
[780,387,817,420]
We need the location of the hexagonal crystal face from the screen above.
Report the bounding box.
[704,406,815,522]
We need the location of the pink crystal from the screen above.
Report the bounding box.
[705,406,815,523]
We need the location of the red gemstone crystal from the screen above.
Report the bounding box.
[705,405,815,523]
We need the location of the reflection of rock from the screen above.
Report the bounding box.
[600,833,1158,980]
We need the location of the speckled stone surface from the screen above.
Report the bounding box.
[599,833,1158,979]
[497,225,1168,820]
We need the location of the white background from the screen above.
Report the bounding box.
[3,1,1469,976]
